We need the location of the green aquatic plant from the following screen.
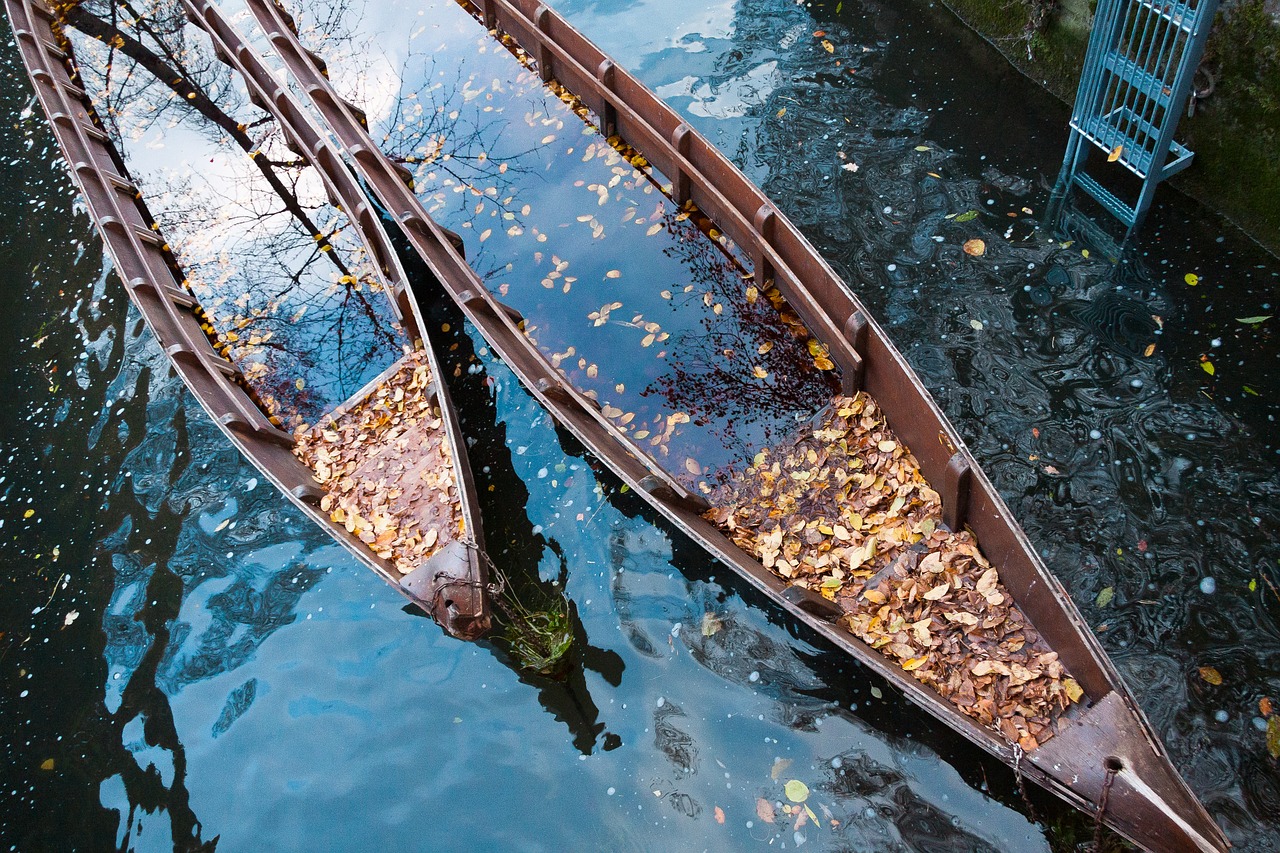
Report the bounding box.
[490,570,575,676]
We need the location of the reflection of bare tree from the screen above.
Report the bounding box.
[60,0,405,420]
[644,212,840,468]
[276,2,540,282]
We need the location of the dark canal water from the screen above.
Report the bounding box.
[2,0,1278,850]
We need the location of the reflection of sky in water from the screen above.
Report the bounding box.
[63,19,406,423]
[269,0,839,482]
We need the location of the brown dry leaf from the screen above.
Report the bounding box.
[714,806,725,824]
[1261,696,1274,717]
[1108,144,1124,162]
[756,798,776,824]
[701,391,1081,749]
[962,239,986,257]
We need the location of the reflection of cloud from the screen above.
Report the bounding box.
[352,50,403,128]
[654,61,780,119]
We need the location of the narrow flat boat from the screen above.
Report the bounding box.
[6,0,492,639]
[233,0,1228,848]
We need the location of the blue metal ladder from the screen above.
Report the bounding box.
[1052,0,1219,236]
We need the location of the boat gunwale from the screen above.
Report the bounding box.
[235,1,1229,849]
[6,0,491,636]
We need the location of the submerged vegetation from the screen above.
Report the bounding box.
[491,572,576,676]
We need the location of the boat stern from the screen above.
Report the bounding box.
[399,539,492,641]
[1030,691,1230,852]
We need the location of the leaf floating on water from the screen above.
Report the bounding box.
[841,162,859,172]
[776,107,787,118]
[1260,696,1273,717]
[1202,360,1216,376]
[962,239,986,257]
[821,39,835,53]
[1144,343,1156,357]
[701,612,723,636]
[914,145,931,152]
[40,759,55,771]
[770,758,792,780]
[685,457,702,476]
[1198,666,1223,686]
[969,319,984,331]
[753,365,769,379]
[756,798,777,823]
[784,780,810,803]
[647,223,664,237]
[1267,716,1280,759]
[1096,586,1114,608]
[1185,273,1200,286]
[714,806,725,824]
[1236,315,1272,324]
[953,210,979,222]
[24,509,34,519]
[606,269,622,279]
[1107,144,1124,162]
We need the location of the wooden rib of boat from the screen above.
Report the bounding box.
[237,1,1231,848]
[6,0,492,640]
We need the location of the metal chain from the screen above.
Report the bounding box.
[1011,744,1040,825]
[1091,761,1120,852]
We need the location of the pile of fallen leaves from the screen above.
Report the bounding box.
[293,350,460,574]
[705,393,1080,750]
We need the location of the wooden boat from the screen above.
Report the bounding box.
[233,0,1231,848]
[5,0,492,640]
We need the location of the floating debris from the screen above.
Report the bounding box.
[294,350,461,573]
[705,393,1078,749]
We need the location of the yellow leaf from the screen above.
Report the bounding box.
[776,107,786,118]
[923,582,950,601]
[606,269,621,279]
[1063,677,1084,703]
[757,341,774,355]
[962,239,985,256]
[814,356,834,370]
[1185,273,1200,286]
[821,39,835,53]
[1144,343,1156,357]
[295,378,306,391]
[1202,360,1215,375]
[1108,144,1123,162]
[784,780,810,802]
[1199,666,1223,686]
[862,589,886,604]
[40,759,55,771]
[902,656,928,671]
[877,440,897,453]
[24,509,34,519]
[753,365,768,379]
